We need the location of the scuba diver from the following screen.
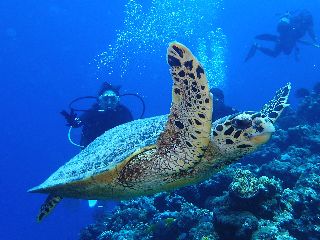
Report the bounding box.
[210,87,237,120]
[245,10,318,62]
[61,82,145,208]
[61,82,145,149]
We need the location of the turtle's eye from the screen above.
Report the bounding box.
[231,118,252,130]
[253,119,263,126]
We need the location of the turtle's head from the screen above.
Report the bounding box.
[211,83,291,158]
[212,112,275,157]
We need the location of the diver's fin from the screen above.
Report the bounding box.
[298,40,320,48]
[245,44,258,62]
[261,83,291,123]
[37,194,62,222]
[88,200,98,208]
[255,34,279,42]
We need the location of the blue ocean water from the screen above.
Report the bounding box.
[0,0,319,239]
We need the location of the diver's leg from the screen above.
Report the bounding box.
[294,47,300,62]
[255,34,279,42]
[257,43,282,58]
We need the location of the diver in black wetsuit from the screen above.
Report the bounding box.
[210,87,237,120]
[61,82,140,208]
[61,82,134,149]
[245,10,318,62]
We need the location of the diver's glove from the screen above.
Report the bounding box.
[60,109,82,128]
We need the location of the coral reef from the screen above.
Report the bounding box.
[80,89,320,240]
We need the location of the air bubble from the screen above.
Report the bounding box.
[95,0,226,88]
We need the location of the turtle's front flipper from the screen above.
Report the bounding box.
[261,82,291,123]
[116,42,212,191]
[37,194,62,222]
[158,42,212,170]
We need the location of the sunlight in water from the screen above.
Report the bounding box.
[95,0,226,87]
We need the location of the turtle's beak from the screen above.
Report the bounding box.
[250,132,273,144]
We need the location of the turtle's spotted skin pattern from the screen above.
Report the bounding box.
[37,195,62,222]
[163,83,292,184]
[116,42,212,190]
[211,83,291,156]
[211,112,274,157]
[261,83,291,123]
[209,83,291,161]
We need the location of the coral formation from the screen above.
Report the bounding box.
[80,88,320,240]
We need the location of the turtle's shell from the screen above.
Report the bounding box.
[29,115,168,193]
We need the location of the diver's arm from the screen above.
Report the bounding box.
[60,109,83,128]
[307,27,317,43]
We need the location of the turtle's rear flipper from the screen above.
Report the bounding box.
[261,83,291,123]
[255,34,279,42]
[37,194,62,222]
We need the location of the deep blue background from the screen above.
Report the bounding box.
[0,0,319,239]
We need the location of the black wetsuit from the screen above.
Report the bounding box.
[261,13,316,57]
[79,104,133,148]
[246,10,317,61]
[212,104,237,121]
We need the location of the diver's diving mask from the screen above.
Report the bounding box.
[98,90,120,110]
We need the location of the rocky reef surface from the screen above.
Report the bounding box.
[80,88,320,240]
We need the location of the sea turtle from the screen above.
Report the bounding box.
[29,42,291,222]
